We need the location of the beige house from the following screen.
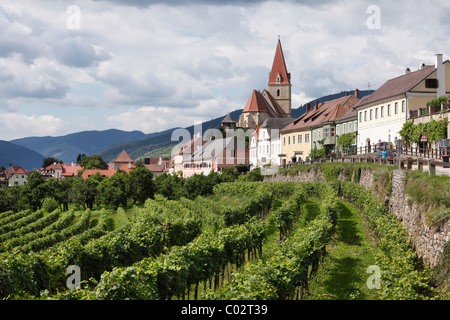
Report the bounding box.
[356,54,450,153]
[280,92,360,164]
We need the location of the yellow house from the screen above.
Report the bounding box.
[280,92,360,164]
[355,54,450,153]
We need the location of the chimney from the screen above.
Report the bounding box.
[306,102,311,112]
[354,88,359,98]
[345,92,349,96]
[435,53,445,98]
[405,67,411,74]
[315,101,319,109]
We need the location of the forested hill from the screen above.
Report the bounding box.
[0,140,45,170]
[10,129,145,164]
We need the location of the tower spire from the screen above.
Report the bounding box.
[268,38,290,85]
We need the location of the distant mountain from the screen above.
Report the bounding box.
[99,109,244,162]
[0,140,45,170]
[10,129,146,164]
[99,90,373,162]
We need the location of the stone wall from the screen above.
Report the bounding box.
[390,170,449,268]
[265,167,449,268]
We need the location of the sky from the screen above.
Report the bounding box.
[0,0,449,140]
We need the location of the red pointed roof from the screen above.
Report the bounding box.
[268,39,290,85]
[242,90,270,113]
[113,150,134,163]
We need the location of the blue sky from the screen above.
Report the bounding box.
[0,0,449,140]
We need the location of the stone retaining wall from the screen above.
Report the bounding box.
[390,170,449,268]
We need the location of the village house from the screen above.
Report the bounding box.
[182,136,248,178]
[280,91,360,165]
[41,162,84,179]
[143,157,170,177]
[83,150,136,179]
[171,136,207,175]
[5,165,29,186]
[356,54,450,153]
[249,117,293,169]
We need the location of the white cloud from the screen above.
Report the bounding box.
[1,0,450,139]
[0,113,65,140]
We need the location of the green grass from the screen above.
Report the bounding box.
[305,200,379,300]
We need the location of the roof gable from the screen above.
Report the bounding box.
[113,150,134,163]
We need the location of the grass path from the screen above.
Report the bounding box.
[305,200,379,300]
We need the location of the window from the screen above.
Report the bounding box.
[277,89,280,96]
[318,130,321,140]
[230,150,236,157]
[348,122,352,132]
[402,100,405,113]
[364,110,367,121]
[343,123,346,134]
[375,108,378,119]
[395,102,398,114]
[370,109,373,120]
[331,128,335,137]
[283,136,286,146]
[387,104,391,116]
[298,134,302,144]
[293,135,295,144]
[381,106,384,117]
[313,131,316,141]
[288,136,290,145]
[305,133,310,143]
[359,112,362,122]
[425,78,438,88]
[324,128,328,138]
[336,124,340,135]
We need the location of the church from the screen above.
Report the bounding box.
[235,38,292,129]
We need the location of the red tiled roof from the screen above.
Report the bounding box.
[281,95,359,133]
[357,65,435,107]
[262,89,284,117]
[82,169,116,179]
[268,39,290,85]
[243,90,271,113]
[5,165,28,179]
[113,150,134,163]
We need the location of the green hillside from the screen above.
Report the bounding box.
[0,140,45,170]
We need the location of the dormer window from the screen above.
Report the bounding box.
[277,89,280,97]
[276,73,282,84]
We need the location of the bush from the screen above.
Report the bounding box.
[42,198,60,213]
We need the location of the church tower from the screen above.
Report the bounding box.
[267,38,291,118]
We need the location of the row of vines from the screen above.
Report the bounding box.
[0,179,437,300]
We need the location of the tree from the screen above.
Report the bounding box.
[70,175,102,210]
[337,132,355,154]
[97,170,128,209]
[43,157,63,168]
[24,170,48,210]
[128,167,154,204]
[80,154,108,170]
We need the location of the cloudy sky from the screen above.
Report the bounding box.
[1,0,449,140]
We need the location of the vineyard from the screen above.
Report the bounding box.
[0,180,441,300]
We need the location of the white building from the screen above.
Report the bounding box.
[250,117,293,168]
[355,54,450,153]
[5,165,28,186]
